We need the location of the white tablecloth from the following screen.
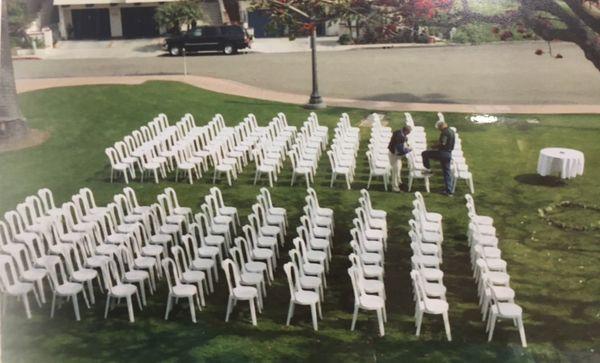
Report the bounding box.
[537,147,585,179]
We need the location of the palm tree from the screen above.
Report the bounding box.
[0,0,28,141]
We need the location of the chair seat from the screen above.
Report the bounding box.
[172,283,197,297]
[421,268,443,281]
[299,276,321,290]
[485,258,507,271]
[411,255,440,268]
[166,215,186,225]
[210,224,228,235]
[134,257,156,269]
[419,243,440,255]
[363,265,384,277]
[488,286,515,301]
[494,302,522,318]
[96,243,119,255]
[306,250,327,263]
[191,258,214,270]
[106,233,128,245]
[124,214,145,224]
[56,282,84,296]
[6,282,35,296]
[245,261,266,274]
[257,236,277,247]
[142,245,163,256]
[86,255,111,268]
[365,229,385,241]
[361,252,382,265]
[117,223,137,234]
[488,272,510,285]
[308,237,329,250]
[424,299,449,314]
[183,270,206,283]
[205,235,225,245]
[198,246,219,257]
[294,290,319,305]
[472,215,494,226]
[61,232,85,243]
[134,206,151,215]
[219,207,237,216]
[150,234,171,245]
[71,269,97,282]
[125,270,149,282]
[303,263,324,275]
[160,224,180,235]
[241,272,262,285]
[424,282,446,298]
[22,269,47,281]
[362,279,385,294]
[110,283,137,297]
[233,286,258,300]
[268,207,286,217]
[359,294,385,310]
[252,249,273,260]
[260,226,280,236]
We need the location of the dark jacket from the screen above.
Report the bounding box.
[388,130,411,156]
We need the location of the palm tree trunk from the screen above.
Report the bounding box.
[0,0,28,141]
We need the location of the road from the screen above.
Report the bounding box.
[14,41,600,105]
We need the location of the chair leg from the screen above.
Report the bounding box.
[104,295,110,319]
[351,304,359,331]
[286,300,294,326]
[165,295,172,320]
[415,310,423,336]
[518,317,527,347]
[225,295,233,322]
[189,296,197,323]
[87,280,95,305]
[249,298,257,326]
[72,294,81,321]
[124,296,134,323]
[135,289,143,310]
[23,293,32,319]
[487,314,497,341]
[443,311,452,341]
[377,309,385,337]
[311,303,318,331]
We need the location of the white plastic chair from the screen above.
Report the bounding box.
[103,259,143,323]
[412,271,452,341]
[348,266,386,337]
[162,257,202,323]
[48,257,90,321]
[0,254,38,318]
[284,262,322,331]
[222,259,260,326]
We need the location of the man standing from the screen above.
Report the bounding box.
[388,125,412,192]
[422,121,455,196]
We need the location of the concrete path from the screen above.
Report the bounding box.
[15,42,600,106]
[16,75,600,114]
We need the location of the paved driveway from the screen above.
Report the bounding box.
[15,41,600,105]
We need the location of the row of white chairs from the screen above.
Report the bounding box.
[252,114,298,187]
[366,114,392,190]
[449,127,475,194]
[404,113,432,192]
[408,192,452,341]
[282,188,335,330]
[348,189,388,336]
[288,113,329,187]
[327,113,360,189]
[466,194,527,347]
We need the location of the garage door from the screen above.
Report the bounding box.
[121,7,159,38]
[71,9,110,40]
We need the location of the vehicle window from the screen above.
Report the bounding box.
[221,27,243,36]
[191,28,202,37]
[203,27,218,37]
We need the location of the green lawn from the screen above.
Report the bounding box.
[1,81,599,362]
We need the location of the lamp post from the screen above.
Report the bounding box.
[304,24,326,109]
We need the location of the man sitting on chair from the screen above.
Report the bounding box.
[421,121,455,196]
[387,125,412,192]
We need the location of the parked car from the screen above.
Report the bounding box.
[163,25,251,56]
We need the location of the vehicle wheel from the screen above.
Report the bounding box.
[169,46,182,56]
[223,44,236,55]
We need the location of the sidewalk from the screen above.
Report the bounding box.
[22,36,448,60]
[15,75,600,114]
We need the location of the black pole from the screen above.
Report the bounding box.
[305,26,326,109]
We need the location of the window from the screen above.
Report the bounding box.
[221,26,243,36]
[191,28,202,37]
[202,27,218,37]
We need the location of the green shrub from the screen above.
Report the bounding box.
[338,33,353,45]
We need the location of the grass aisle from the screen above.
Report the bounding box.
[0,81,598,362]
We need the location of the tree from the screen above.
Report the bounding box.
[455,0,600,71]
[251,1,352,109]
[155,0,204,34]
[0,0,28,141]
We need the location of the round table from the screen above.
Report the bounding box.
[537,147,585,179]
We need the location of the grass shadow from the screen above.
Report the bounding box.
[514,174,567,187]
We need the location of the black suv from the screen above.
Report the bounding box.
[163,25,251,56]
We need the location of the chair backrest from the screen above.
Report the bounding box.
[181,234,200,262]
[283,262,301,301]
[162,257,183,293]
[105,147,120,166]
[4,210,26,236]
[221,259,241,295]
[170,245,189,277]
[157,194,174,216]
[229,246,247,273]
[37,188,58,215]
[347,267,362,303]
[0,255,21,291]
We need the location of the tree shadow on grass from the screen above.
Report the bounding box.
[514,174,566,187]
